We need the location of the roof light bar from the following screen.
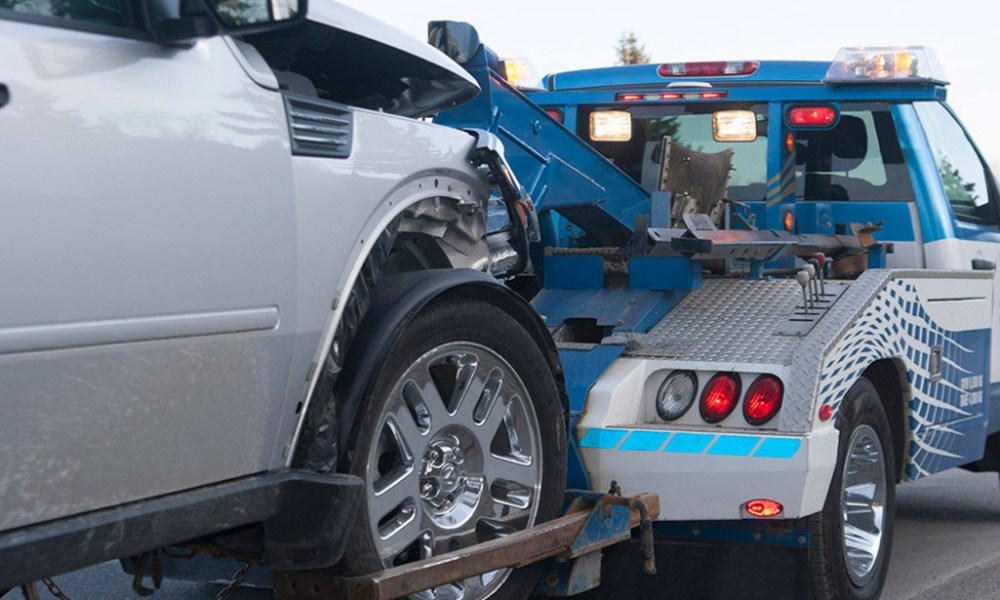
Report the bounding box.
[658,61,759,78]
[824,46,948,84]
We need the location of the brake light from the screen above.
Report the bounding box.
[699,373,740,423]
[544,108,563,123]
[615,91,729,102]
[743,375,783,425]
[658,61,759,77]
[788,106,837,127]
[745,499,783,518]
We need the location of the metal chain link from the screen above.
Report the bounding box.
[40,579,72,600]
[215,562,252,600]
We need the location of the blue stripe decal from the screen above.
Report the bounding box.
[579,428,627,450]
[707,435,760,456]
[753,438,802,459]
[664,432,714,454]
[619,431,671,452]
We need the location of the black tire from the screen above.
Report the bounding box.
[809,377,896,600]
[343,296,566,600]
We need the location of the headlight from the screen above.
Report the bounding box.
[656,370,697,421]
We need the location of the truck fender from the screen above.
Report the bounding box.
[334,268,567,467]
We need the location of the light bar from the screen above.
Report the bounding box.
[501,57,543,90]
[824,46,948,84]
[658,61,759,77]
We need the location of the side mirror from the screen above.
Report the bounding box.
[206,0,304,31]
[149,0,306,45]
[428,21,481,65]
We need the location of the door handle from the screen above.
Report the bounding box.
[972,258,996,271]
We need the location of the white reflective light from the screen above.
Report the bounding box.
[713,110,758,142]
[590,111,633,142]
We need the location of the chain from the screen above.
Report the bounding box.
[40,580,72,600]
[215,562,252,600]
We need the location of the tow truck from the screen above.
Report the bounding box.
[429,29,1000,600]
[4,0,999,597]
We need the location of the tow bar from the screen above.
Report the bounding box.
[272,491,659,600]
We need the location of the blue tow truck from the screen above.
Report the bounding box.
[430,29,1000,600]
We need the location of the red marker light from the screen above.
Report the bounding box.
[700,91,726,99]
[745,499,784,518]
[819,404,833,422]
[743,375,784,425]
[788,106,837,127]
[544,108,563,123]
[784,210,794,232]
[700,373,741,423]
[660,93,683,100]
[617,93,645,102]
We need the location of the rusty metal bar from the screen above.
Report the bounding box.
[273,493,658,600]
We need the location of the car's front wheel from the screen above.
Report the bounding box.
[343,296,565,600]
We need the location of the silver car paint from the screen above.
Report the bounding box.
[0,15,490,531]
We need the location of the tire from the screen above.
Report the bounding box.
[809,377,896,600]
[343,296,566,600]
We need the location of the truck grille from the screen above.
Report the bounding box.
[284,95,353,159]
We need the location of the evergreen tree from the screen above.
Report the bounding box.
[615,31,650,65]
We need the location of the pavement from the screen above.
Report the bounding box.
[11,468,1000,600]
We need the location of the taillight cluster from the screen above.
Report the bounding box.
[655,371,783,426]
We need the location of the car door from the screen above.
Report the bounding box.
[0,7,297,531]
[913,100,1000,434]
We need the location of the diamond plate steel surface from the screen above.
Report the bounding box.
[628,278,806,365]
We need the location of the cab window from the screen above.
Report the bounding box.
[794,104,914,203]
[0,0,136,28]
[914,101,999,226]
[577,104,769,203]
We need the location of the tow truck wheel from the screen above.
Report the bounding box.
[808,377,896,600]
[344,296,565,600]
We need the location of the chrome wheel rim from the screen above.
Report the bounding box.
[840,424,887,587]
[365,341,542,600]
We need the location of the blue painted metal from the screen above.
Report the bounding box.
[566,502,633,557]
[531,288,685,334]
[619,431,671,452]
[628,257,702,291]
[795,202,918,242]
[894,103,956,243]
[579,428,803,460]
[533,552,603,596]
[543,255,605,289]
[654,521,811,548]
[434,46,651,248]
[664,432,714,454]
[707,435,760,457]
[754,437,802,459]
[561,346,627,489]
[990,383,1000,435]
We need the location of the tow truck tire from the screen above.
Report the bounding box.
[808,377,896,600]
[343,296,566,600]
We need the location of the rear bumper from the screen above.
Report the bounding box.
[0,469,362,589]
[577,426,839,520]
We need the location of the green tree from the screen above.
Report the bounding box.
[939,156,977,204]
[615,31,650,65]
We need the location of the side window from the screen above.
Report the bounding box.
[794,105,914,203]
[1,0,137,29]
[914,101,998,226]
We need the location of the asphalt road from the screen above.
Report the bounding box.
[15,469,1000,600]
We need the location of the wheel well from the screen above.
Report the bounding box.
[862,359,908,482]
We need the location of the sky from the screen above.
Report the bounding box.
[339,0,999,167]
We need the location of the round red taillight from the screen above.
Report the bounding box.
[745,498,783,518]
[744,375,784,425]
[699,373,741,423]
